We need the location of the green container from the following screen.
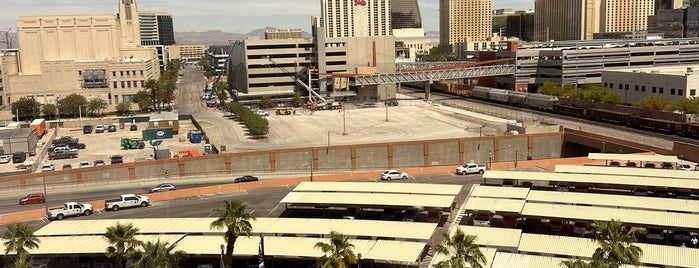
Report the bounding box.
[142,127,174,140]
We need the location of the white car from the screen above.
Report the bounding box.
[380,170,408,180]
[41,163,55,172]
[79,161,90,168]
[0,155,11,164]
[149,183,176,193]
[679,164,693,171]
[257,109,270,116]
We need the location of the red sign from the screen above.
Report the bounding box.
[354,0,366,6]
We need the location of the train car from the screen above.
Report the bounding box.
[629,115,682,134]
[488,88,510,103]
[553,104,587,118]
[587,108,632,125]
[527,94,558,111]
[679,122,699,139]
[471,87,491,100]
[508,91,528,107]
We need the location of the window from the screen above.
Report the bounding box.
[112,71,116,77]
[618,84,622,89]
[625,84,629,90]
[634,85,639,91]
[140,70,144,76]
[127,81,132,88]
[671,88,675,95]
[652,87,657,93]
[641,86,646,92]
[604,82,608,87]
[678,89,683,95]
[610,83,614,88]
[690,89,696,96]
[120,71,124,76]
[78,70,82,75]
[659,87,664,94]
[121,81,125,88]
[113,82,117,89]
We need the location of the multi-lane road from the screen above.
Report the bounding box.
[0,172,484,233]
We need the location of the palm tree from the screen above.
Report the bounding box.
[9,258,31,268]
[560,258,612,268]
[314,231,357,268]
[210,200,255,268]
[2,223,40,261]
[433,228,487,268]
[127,239,187,268]
[584,219,643,267]
[104,222,142,268]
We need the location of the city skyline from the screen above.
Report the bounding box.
[0,0,534,34]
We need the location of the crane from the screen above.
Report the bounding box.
[206,40,238,102]
[266,57,328,107]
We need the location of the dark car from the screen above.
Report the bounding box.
[234,175,259,183]
[130,124,138,131]
[83,125,93,134]
[62,164,72,170]
[107,125,117,132]
[19,193,45,205]
[93,159,106,166]
[110,155,124,164]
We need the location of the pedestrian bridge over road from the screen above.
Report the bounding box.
[331,58,515,86]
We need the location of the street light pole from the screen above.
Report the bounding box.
[79,106,83,127]
[342,107,346,135]
[309,155,314,182]
[358,253,362,268]
[42,174,49,215]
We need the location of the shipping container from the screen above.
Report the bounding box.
[29,119,47,138]
[142,128,174,140]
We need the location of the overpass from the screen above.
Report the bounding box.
[331,58,516,87]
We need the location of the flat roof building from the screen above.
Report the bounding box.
[602,65,699,104]
[439,0,492,51]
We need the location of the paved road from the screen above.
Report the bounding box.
[0,172,484,233]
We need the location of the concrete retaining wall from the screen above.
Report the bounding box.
[2,132,563,191]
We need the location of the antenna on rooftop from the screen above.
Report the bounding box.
[1,28,13,49]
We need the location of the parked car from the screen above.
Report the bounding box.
[455,163,487,175]
[95,125,105,133]
[107,125,117,132]
[104,194,150,211]
[110,155,124,164]
[256,109,270,117]
[149,183,176,193]
[19,193,45,205]
[47,202,93,221]
[83,125,93,134]
[234,175,259,183]
[130,124,138,131]
[79,161,90,168]
[93,159,106,166]
[380,170,408,180]
[41,163,55,172]
[62,164,72,170]
[0,155,10,164]
[679,164,692,171]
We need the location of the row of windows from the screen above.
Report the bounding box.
[112,70,145,77]
[605,82,697,96]
[112,80,146,89]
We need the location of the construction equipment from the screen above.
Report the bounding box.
[275,107,295,115]
[267,57,329,109]
[206,40,239,102]
[120,138,145,150]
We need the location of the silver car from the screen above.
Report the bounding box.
[149,183,176,193]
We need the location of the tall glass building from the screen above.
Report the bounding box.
[390,0,422,29]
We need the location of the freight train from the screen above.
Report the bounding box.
[424,83,699,139]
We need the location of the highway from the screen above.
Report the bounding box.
[0,172,484,233]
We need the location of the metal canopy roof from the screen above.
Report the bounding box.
[521,202,699,229]
[517,233,699,268]
[587,153,678,163]
[526,190,699,214]
[451,226,522,249]
[489,252,652,268]
[470,185,531,199]
[280,191,456,208]
[554,165,699,180]
[8,235,185,255]
[483,170,699,190]
[464,197,526,213]
[292,181,462,196]
[35,218,437,241]
[175,235,426,264]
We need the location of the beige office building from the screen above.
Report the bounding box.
[534,0,656,41]
[321,0,391,38]
[439,0,492,51]
[1,0,160,108]
[166,45,205,64]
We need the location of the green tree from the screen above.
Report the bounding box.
[538,82,564,96]
[143,79,160,111]
[127,240,187,268]
[292,92,304,107]
[673,97,699,114]
[585,219,643,267]
[199,56,214,79]
[41,104,57,120]
[635,95,672,110]
[10,97,41,121]
[2,223,40,261]
[210,200,255,268]
[259,96,273,109]
[104,222,142,268]
[57,93,88,118]
[87,98,108,116]
[314,231,357,268]
[133,90,152,112]
[10,258,31,268]
[116,102,131,116]
[215,81,229,104]
[433,228,487,268]
[560,259,612,268]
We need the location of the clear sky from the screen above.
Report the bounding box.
[0,0,534,34]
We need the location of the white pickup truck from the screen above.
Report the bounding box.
[104,194,150,211]
[456,163,487,175]
[47,202,93,220]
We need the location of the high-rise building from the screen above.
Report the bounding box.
[656,0,684,10]
[321,0,391,37]
[390,0,421,29]
[603,0,655,33]
[139,11,175,46]
[439,0,492,51]
[506,13,535,41]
